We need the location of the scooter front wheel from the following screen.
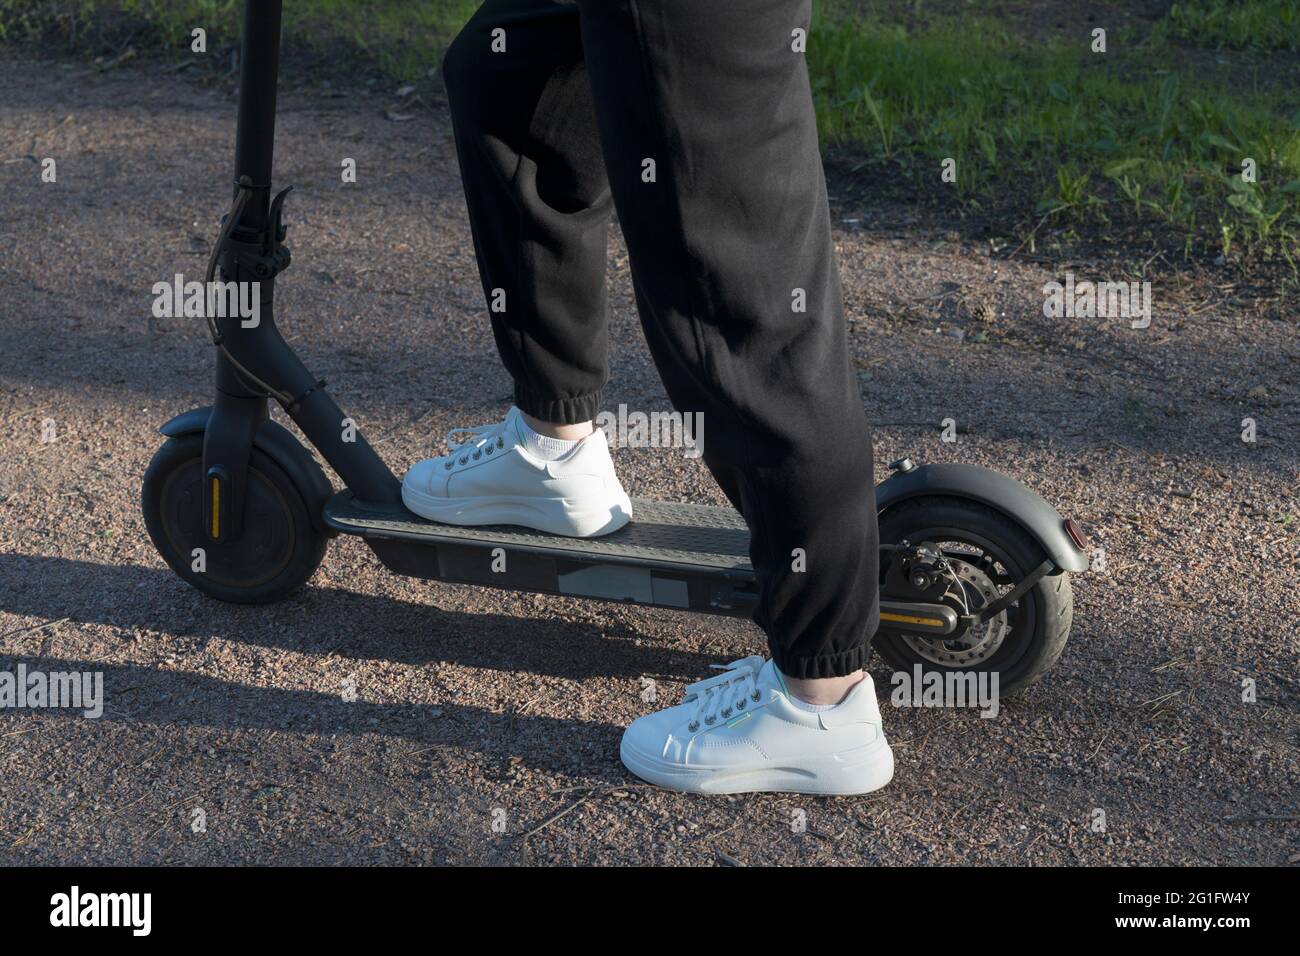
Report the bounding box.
[875,495,1073,697]
[141,433,328,603]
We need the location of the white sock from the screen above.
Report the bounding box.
[518,417,583,461]
[779,667,862,713]
[787,696,838,713]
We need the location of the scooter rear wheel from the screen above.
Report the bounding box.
[876,495,1073,697]
[142,433,328,603]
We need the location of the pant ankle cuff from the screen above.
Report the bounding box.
[513,387,602,425]
[771,640,874,680]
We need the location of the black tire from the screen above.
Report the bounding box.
[142,433,328,604]
[876,495,1073,697]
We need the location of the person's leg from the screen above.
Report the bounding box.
[441,0,611,425]
[575,0,880,680]
[580,0,890,793]
[405,0,631,537]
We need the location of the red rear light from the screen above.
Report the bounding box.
[1064,518,1088,551]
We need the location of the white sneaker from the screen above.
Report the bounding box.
[620,658,894,795]
[402,406,633,538]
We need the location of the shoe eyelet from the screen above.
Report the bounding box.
[444,462,453,471]
[688,721,699,732]
[472,450,482,460]
[751,691,761,702]
[497,437,504,448]
[459,456,468,465]
[736,698,746,710]
[486,446,494,454]
[721,707,733,718]
[704,715,716,725]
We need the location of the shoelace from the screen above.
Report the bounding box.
[682,656,764,702]
[441,420,510,471]
[687,661,765,733]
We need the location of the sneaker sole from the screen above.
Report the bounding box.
[618,735,895,796]
[401,483,633,539]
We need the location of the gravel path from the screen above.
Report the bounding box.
[0,58,1296,866]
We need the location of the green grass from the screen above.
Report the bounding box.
[1155,0,1300,52]
[4,0,1298,270]
[0,0,478,78]
[809,5,1300,267]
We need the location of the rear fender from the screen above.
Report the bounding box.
[877,462,1089,573]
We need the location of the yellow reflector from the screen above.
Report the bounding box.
[211,477,220,539]
[880,611,944,628]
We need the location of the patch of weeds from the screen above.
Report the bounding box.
[808,9,1300,274]
[1153,0,1300,52]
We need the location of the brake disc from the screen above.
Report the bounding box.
[900,559,1009,666]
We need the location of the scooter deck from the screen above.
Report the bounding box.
[322,492,760,617]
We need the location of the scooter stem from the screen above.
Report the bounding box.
[232,0,282,233]
[202,0,401,542]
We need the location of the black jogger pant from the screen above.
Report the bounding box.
[442,0,879,678]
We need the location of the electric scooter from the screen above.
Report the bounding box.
[142,0,1089,697]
